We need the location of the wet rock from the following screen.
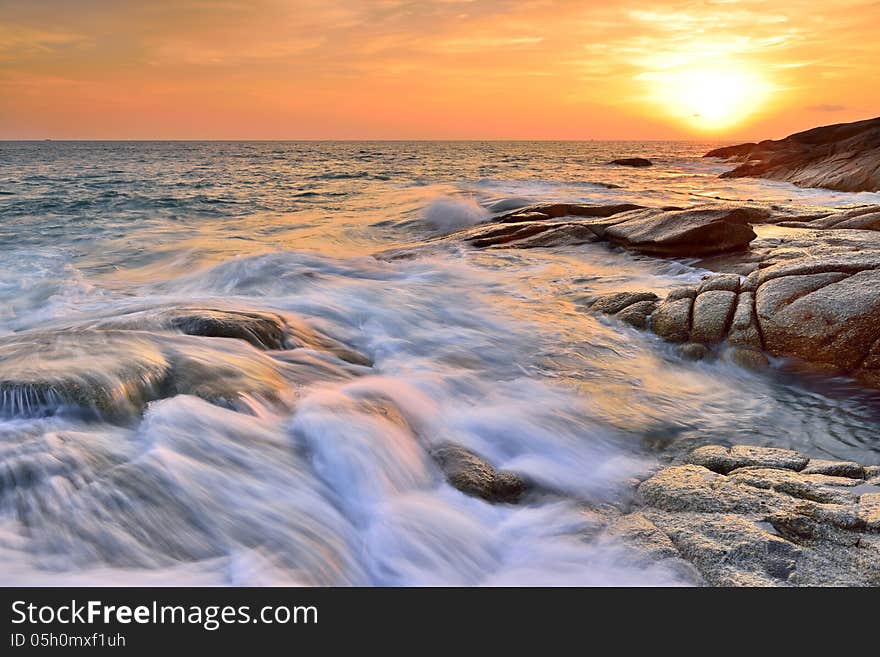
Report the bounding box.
[609,158,653,167]
[90,306,289,350]
[705,116,880,192]
[161,336,290,410]
[461,203,762,256]
[586,244,880,389]
[588,292,659,315]
[679,343,710,361]
[617,300,658,329]
[465,221,599,249]
[430,444,527,504]
[690,290,737,344]
[0,331,170,419]
[86,305,372,366]
[602,206,762,256]
[687,445,810,474]
[651,297,692,343]
[778,206,880,232]
[726,292,763,349]
[724,346,769,371]
[0,328,297,421]
[496,203,643,223]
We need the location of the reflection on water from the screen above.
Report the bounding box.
[0,141,878,585]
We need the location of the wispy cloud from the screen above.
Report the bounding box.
[0,0,878,138]
[807,104,848,111]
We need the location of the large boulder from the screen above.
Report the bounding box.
[705,116,880,192]
[753,253,880,384]
[602,206,762,256]
[461,204,765,257]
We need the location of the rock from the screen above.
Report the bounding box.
[496,203,643,223]
[641,510,801,586]
[617,300,658,329]
[460,203,763,256]
[802,459,866,479]
[79,304,372,366]
[698,273,741,293]
[724,346,770,370]
[429,444,527,504]
[0,331,170,419]
[726,292,763,349]
[726,467,861,505]
[690,290,737,344]
[0,326,318,420]
[667,286,698,301]
[754,255,880,381]
[588,292,659,315]
[603,206,761,256]
[860,493,880,531]
[651,297,692,343]
[631,445,880,585]
[609,158,653,167]
[679,343,710,361]
[705,116,880,192]
[687,444,810,474]
[465,221,599,249]
[782,206,880,232]
[88,306,289,350]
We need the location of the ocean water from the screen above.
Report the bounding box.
[1,141,879,586]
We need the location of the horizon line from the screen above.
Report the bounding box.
[0,137,739,143]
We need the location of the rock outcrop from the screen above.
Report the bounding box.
[705,116,880,192]
[773,205,880,232]
[614,444,880,586]
[587,249,880,388]
[462,204,765,256]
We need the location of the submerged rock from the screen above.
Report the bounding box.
[430,443,527,504]
[609,158,653,167]
[0,331,170,419]
[76,304,372,366]
[0,315,370,420]
[624,444,880,586]
[705,116,880,192]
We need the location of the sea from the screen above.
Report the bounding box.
[1,140,879,585]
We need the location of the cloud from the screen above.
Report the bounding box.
[806,104,847,112]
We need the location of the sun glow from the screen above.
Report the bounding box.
[643,65,776,132]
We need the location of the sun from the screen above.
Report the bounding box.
[642,65,776,132]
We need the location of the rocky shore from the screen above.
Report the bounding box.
[420,199,880,391]
[2,188,879,586]
[704,116,880,192]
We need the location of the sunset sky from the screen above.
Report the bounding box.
[1,0,878,140]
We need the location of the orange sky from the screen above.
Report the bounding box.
[1,0,878,140]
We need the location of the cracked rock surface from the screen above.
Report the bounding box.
[611,444,880,586]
